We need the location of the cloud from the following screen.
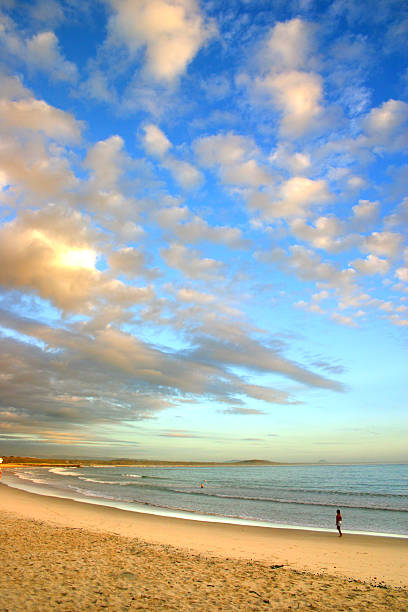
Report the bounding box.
[81,68,116,104]
[25,31,78,82]
[163,156,203,189]
[269,143,312,174]
[237,383,295,405]
[177,288,216,304]
[156,205,247,248]
[188,331,344,392]
[84,135,126,190]
[395,267,408,283]
[177,132,273,195]
[222,160,272,188]
[0,71,32,100]
[107,0,214,81]
[0,204,155,312]
[290,216,355,252]
[143,124,171,157]
[250,177,332,219]
[332,313,358,327]
[0,135,77,198]
[384,198,408,228]
[108,247,161,280]
[361,231,404,258]
[159,430,203,438]
[0,205,98,311]
[161,242,224,280]
[0,97,82,142]
[0,84,82,198]
[260,70,324,136]
[142,125,202,189]
[28,0,65,27]
[252,19,325,136]
[351,199,380,229]
[258,244,356,295]
[362,99,408,150]
[0,333,171,437]
[194,131,272,187]
[195,132,254,167]
[263,18,316,71]
[394,248,408,283]
[0,15,77,82]
[351,254,390,276]
[221,407,267,415]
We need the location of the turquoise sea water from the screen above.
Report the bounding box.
[2,464,407,537]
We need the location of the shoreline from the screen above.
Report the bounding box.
[1,482,407,588]
[3,477,408,540]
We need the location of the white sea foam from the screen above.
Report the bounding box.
[78,477,118,484]
[49,467,80,476]
[14,472,47,485]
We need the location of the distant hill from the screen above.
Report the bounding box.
[1,456,284,467]
[227,459,281,465]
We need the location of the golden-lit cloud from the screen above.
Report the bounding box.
[108,0,214,81]
[261,70,324,136]
[250,177,332,219]
[0,98,81,140]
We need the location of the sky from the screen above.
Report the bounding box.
[0,0,407,463]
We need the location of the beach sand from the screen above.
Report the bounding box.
[0,482,407,611]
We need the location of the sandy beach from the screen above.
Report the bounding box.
[0,482,407,611]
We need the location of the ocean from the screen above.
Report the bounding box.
[2,463,407,537]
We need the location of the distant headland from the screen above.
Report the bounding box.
[1,456,283,467]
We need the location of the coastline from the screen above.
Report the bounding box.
[3,463,407,541]
[3,474,407,540]
[1,482,407,588]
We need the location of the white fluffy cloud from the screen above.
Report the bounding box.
[251,177,331,219]
[0,204,155,312]
[351,254,390,276]
[260,70,324,136]
[156,206,246,248]
[177,288,216,304]
[26,31,78,82]
[269,144,312,174]
[163,157,203,189]
[143,124,171,157]
[290,216,355,252]
[195,132,255,167]
[263,18,315,71]
[363,99,408,149]
[222,160,272,187]
[195,132,271,187]
[250,19,326,137]
[395,267,408,282]
[161,242,223,280]
[0,15,77,82]
[0,97,81,143]
[0,205,98,311]
[0,82,82,196]
[108,247,160,280]
[0,135,77,198]
[362,231,404,258]
[351,199,380,228]
[84,135,126,190]
[108,0,214,81]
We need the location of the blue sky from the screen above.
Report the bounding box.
[0,0,407,462]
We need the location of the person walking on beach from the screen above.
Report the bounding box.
[336,509,342,537]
